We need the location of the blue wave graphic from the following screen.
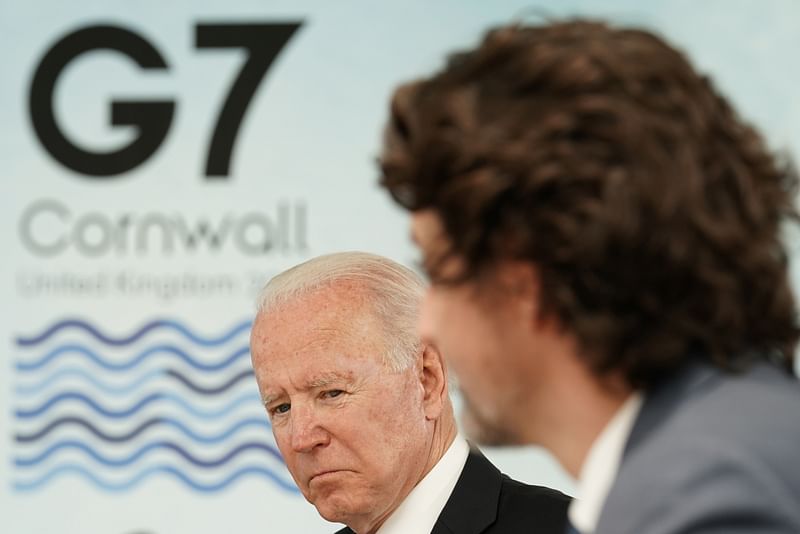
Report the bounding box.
[15,391,262,419]
[15,367,255,397]
[166,369,254,395]
[16,344,250,372]
[16,368,163,396]
[13,464,299,493]
[11,316,293,495]
[16,318,251,348]
[16,416,269,444]
[16,440,284,468]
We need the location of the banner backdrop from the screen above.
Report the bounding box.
[2,1,799,533]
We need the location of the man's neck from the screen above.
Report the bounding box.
[420,412,459,481]
[533,364,633,477]
[351,414,459,534]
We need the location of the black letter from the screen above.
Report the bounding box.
[29,25,175,177]
[196,23,302,177]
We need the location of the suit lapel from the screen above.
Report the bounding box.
[623,361,717,458]
[431,450,502,534]
[595,365,713,532]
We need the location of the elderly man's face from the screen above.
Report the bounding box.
[250,283,431,530]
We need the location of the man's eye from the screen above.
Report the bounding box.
[323,389,344,399]
[271,403,290,415]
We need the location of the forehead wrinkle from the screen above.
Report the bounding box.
[258,294,384,407]
[291,327,341,353]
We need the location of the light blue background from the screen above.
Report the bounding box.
[1,2,798,533]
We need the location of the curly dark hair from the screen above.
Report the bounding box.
[379,19,799,388]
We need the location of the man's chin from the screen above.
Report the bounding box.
[312,494,362,526]
[461,403,523,446]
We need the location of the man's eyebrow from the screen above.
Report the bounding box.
[262,393,280,407]
[261,371,355,406]
[306,371,354,389]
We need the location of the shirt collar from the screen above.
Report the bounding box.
[568,392,643,533]
[376,435,470,534]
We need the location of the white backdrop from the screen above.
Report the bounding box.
[1,1,799,533]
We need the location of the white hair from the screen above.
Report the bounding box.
[256,251,425,371]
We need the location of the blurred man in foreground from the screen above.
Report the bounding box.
[380,19,800,533]
[249,251,570,534]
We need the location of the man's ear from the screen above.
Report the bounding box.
[419,342,448,420]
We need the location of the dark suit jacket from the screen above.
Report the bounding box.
[335,450,570,534]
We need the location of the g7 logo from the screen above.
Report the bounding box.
[29,23,302,178]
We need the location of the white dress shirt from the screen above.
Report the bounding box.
[376,435,470,534]
[568,393,643,533]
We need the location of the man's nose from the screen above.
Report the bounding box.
[289,405,329,453]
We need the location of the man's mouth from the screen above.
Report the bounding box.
[309,470,346,484]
